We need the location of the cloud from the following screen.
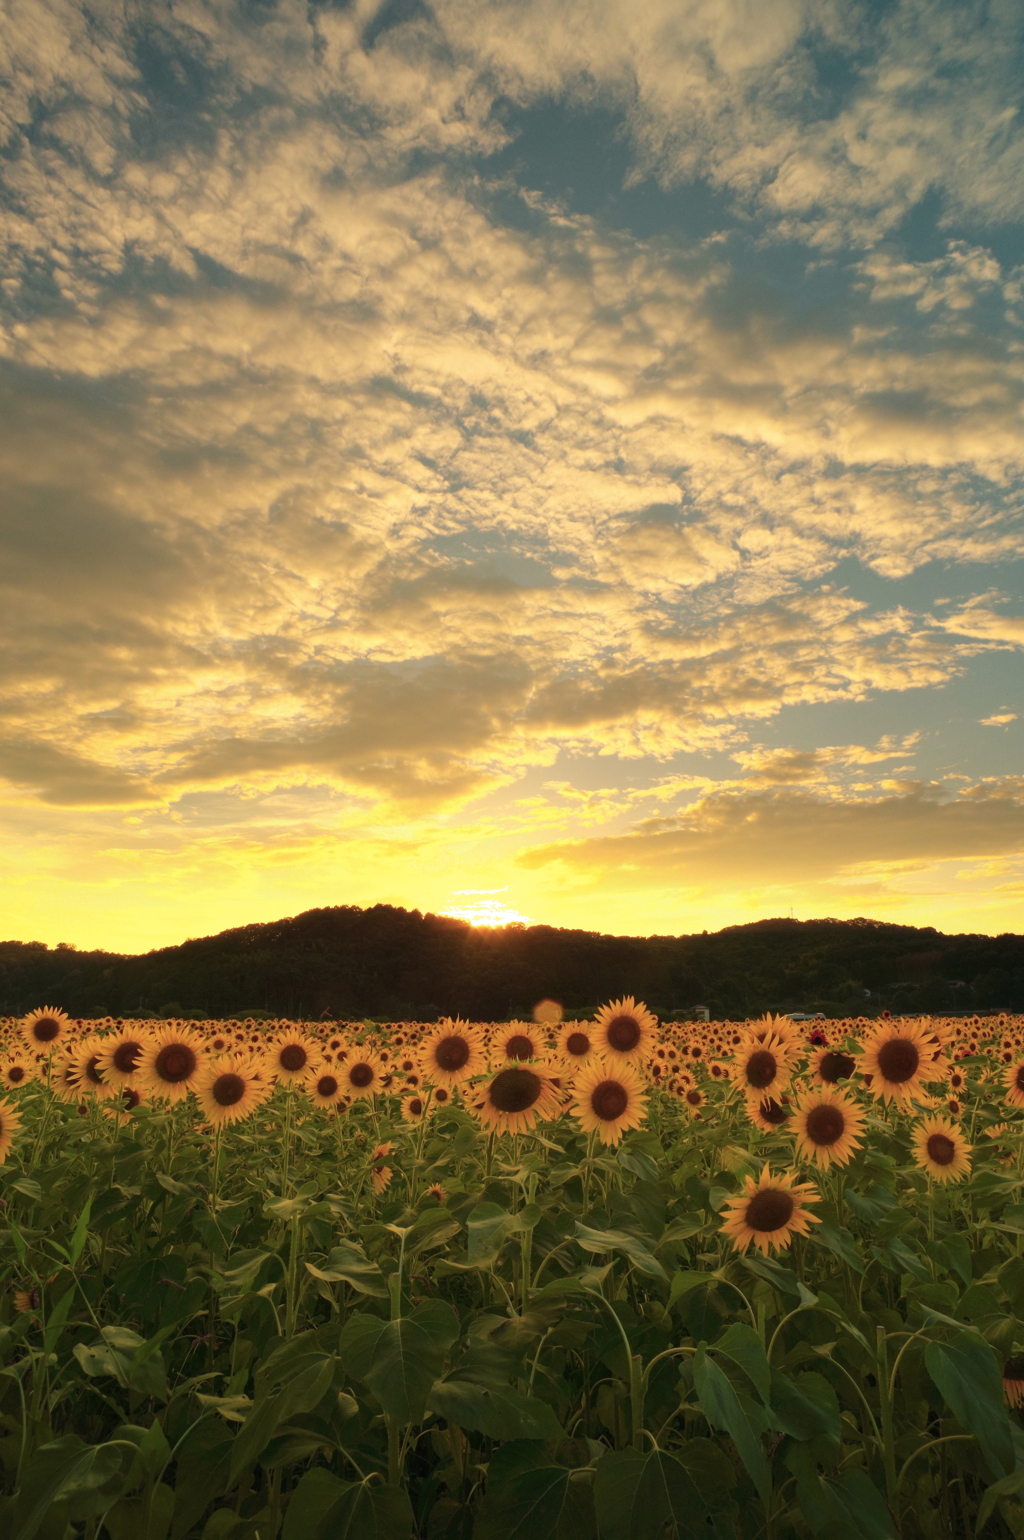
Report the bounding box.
[517,778,1024,888]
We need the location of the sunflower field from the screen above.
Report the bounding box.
[3,1001,1024,1540]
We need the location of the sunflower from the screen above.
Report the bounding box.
[426,1182,447,1203]
[69,1037,118,1101]
[418,1020,486,1087]
[592,998,656,1062]
[194,1056,271,1127]
[678,1084,705,1117]
[470,1064,562,1135]
[50,1055,85,1104]
[95,1030,149,1088]
[494,1023,547,1063]
[267,1031,320,1083]
[341,1048,384,1100]
[103,1084,146,1122]
[1003,1355,1024,1409]
[792,1086,865,1170]
[1003,1058,1024,1108]
[732,1032,796,1100]
[746,1094,792,1134]
[0,1097,23,1163]
[913,1116,972,1183]
[21,1007,69,1054]
[720,1165,821,1256]
[303,1069,348,1108]
[812,1046,857,1085]
[400,1091,433,1123]
[557,1022,596,1065]
[372,1164,393,1195]
[570,1058,649,1146]
[137,1026,205,1102]
[0,1057,36,1091]
[860,1019,941,1106]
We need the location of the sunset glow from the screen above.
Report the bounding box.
[2,0,1023,950]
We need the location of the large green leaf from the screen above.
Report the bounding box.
[363,1300,460,1423]
[10,1437,122,1540]
[283,1469,352,1540]
[925,1334,1015,1479]
[693,1344,771,1512]
[339,1312,388,1379]
[573,1223,668,1283]
[426,1379,564,1440]
[475,1465,595,1540]
[306,1242,388,1297]
[229,1337,335,1484]
[820,1470,896,1539]
[593,1446,710,1540]
[713,1323,771,1403]
[770,1370,842,1443]
[314,1481,414,1540]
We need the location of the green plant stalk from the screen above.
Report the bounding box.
[876,1325,899,1513]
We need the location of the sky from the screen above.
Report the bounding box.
[2,0,1024,953]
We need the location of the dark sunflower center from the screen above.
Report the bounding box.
[84,1056,103,1085]
[1016,1065,1024,1091]
[434,1087,450,1102]
[408,1097,424,1116]
[805,1104,845,1145]
[489,1067,542,1114]
[591,1079,629,1120]
[213,1073,245,1107]
[760,1098,789,1125]
[746,1188,795,1232]
[317,1075,339,1097]
[876,1038,919,1083]
[505,1034,535,1061]
[926,1132,956,1166]
[33,1017,61,1043]
[566,1032,590,1056]
[8,1066,25,1084]
[122,1088,141,1111]
[1004,1355,1024,1381]
[155,1043,197,1083]
[746,1049,778,1089]
[606,1014,642,1052]
[349,1062,374,1088]
[434,1035,470,1072]
[279,1044,307,1072]
[819,1051,855,1083]
[685,1089,702,1106]
[113,1040,143,1073]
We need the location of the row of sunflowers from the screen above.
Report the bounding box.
[2,997,1024,1539]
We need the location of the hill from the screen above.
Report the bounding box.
[2,906,1023,1021]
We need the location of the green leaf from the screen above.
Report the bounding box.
[573,1223,668,1283]
[475,1465,595,1540]
[668,1271,709,1310]
[925,1334,1014,1479]
[305,1242,388,1297]
[693,1343,771,1512]
[467,1203,514,1263]
[314,1481,414,1540]
[11,1437,119,1540]
[770,1370,842,1443]
[406,1207,462,1254]
[593,1446,709,1540]
[820,1470,896,1539]
[713,1323,772,1403]
[363,1301,460,1424]
[339,1312,388,1380]
[739,1253,805,1301]
[69,1197,92,1267]
[282,1469,352,1540]
[812,1222,865,1274]
[426,1379,564,1440]
[976,1465,1024,1533]
[229,1340,335,1484]
[42,1287,76,1354]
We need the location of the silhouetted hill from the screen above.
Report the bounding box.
[2,906,1023,1021]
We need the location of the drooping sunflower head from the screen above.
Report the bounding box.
[21,1007,69,1055]
[194,1055,271,1126]
[419,1020,486,1086]
[570,1057,649,1146]
[732,1032,795,1099]
[95,1030,149,1088]
[1003,1354,1024,1409]
[913,1116,972,1183]
[0,1097,24,1162]
[267,1031,320,1083]
[494,1023,546,1064]
[720,1164,821,1255]
[860,1018,941,1104]
[557,1022,596,1065]
[792,1085,865,1169]
[470,1063,562,1135]
[746,1094,792,1134]
[341,1048,383,1100]
[593,998,657,1062]
[812,1046,857,1086]
[137,1026,205,1102]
